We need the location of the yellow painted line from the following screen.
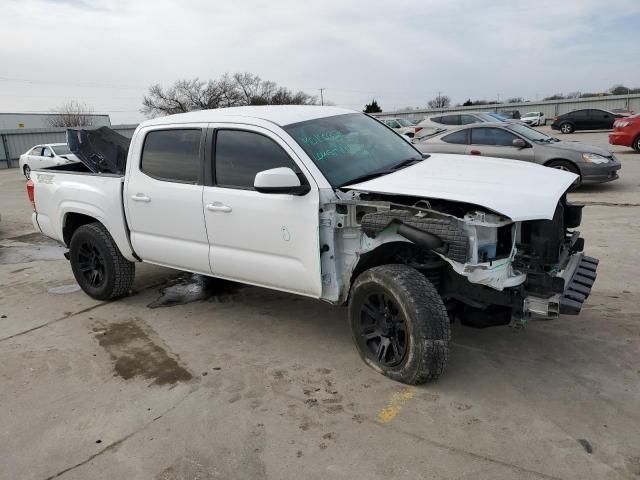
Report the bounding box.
[377,387,415,423]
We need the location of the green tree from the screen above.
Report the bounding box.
[363,99,382,113]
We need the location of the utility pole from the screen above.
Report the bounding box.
[319,88,325,106]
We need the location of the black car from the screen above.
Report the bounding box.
[551,108,624,134]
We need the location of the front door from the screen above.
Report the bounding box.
[203,125,322,297]
[466,127,535,163]
[124,125,210,273]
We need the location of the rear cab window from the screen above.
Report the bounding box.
[140,129,202,183]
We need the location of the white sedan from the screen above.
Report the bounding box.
[19,143,79,179]
[521,111,545,126]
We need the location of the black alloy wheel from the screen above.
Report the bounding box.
[357,291,408,367]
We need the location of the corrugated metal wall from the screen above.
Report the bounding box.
[0,125,138,168]
[373,93,640,123]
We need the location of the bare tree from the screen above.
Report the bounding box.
[46,101,95,127]
[427,94,451,109]
[142,72,317,117]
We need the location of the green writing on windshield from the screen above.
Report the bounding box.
[299,130,366,162]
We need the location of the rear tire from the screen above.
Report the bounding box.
[69,222,135,300]
[547,160,581,188]
[560,122,574,134]
[23,165,31,179]
[348,264,450,384]
[633,135,640,152]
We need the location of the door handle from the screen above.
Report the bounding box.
[469,149,482,155]
[131,194,151,202]
[206,203,232,213]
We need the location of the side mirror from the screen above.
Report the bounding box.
[254,167,310,195]
[512,138,527,148]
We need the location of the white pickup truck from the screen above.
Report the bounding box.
[27,106,598,384]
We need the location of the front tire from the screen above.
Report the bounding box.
[69,222,135,300]
[23,165,31,179]
[547,160,581,188]
[633,135,640,152]
[348,264,450,384]
[560,122,574,134]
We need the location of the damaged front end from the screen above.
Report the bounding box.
[320,189,597,328]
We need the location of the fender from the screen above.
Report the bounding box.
[58,200,137,262]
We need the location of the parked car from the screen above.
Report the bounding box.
[609,114,640,152]
[19,143,78,179]
[414,121,621,186]
[414,112,507,140]
[380,118,418,137]
[499,110,521,119]
[521,111,545,126]
[551,109,625,134]
[28,106,597,384]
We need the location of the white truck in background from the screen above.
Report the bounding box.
[27,106,598,384]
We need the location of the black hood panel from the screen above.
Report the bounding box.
[66,127,131,174]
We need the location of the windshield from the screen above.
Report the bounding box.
[522,112,538,118]
[508,123,551,142]
[396,118,414,127]
[487,112,509,121]
[285,113,422,187]
[51,144,71,155]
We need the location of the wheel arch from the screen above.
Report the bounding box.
[543,158,581,172]
[62,212,102,246]
[57,203,137,262]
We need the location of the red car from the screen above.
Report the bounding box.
[609,114,640,151]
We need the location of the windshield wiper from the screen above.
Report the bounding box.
[339,157,424,187]
[390,157,425,170]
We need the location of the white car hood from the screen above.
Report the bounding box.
[345,154,577,221]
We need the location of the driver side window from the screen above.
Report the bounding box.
[214,130,300,189]
[42,147,54,158]
[471,128,518,146]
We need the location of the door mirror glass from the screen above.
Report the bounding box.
[254,167,309,195]
[512,138,527,148]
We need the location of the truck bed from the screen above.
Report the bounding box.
[31,168,137,262]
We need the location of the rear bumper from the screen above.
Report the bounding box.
[608,131,634,147]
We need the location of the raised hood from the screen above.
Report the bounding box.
[344,154,576,221]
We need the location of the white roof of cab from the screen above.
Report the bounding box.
[140,105,356,128]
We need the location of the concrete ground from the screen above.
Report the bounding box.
[0,131,639,480]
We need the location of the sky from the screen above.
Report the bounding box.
[1,0,639,124]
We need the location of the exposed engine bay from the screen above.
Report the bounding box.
[319,189,597,328]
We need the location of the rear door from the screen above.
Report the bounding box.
[203,124,322,297]
[466,127,534,162]
[124,125,210,273]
